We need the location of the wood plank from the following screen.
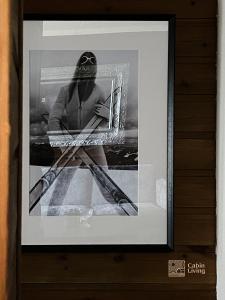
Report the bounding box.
[173,245,215,253]
[176,63,216,95]
[176,56,216,64]
[175,95,216,103]
[23,0,217,19]
[21,251,215,284]
[21,282,216,290]
[175,170,215,177]
[21,284,216,300]
[175,177,215,207]
[175,102,216,132]
[175,139,215,170]
[176,19,216,57]
[175,215,215,245]
[175,207,215,215]
[175,132,215,139]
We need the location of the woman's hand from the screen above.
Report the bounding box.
[95,103,110,120]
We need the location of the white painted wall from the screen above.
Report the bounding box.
[217,1,225,299]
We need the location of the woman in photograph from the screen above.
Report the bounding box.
[46,51,111,215]
[48,51,109,164]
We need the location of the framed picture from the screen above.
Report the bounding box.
[22,15,175,250]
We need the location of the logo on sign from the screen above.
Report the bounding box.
[168,260,185,277]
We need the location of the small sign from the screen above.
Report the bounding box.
[168,260,206,277]
[168,260,186,277]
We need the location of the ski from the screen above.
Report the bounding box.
[29,86,121,212]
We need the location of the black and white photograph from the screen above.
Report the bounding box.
[29,49,138,217]
[22,19,174,247]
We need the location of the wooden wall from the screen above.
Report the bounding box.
[21,0,217,299]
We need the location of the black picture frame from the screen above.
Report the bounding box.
[22,14,175,252]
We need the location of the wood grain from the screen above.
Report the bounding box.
[175,95,216,103]
[175,170,215,177]
[175,214,215,245]
[21,251,215,283]
[23,0,217,19]
[175,102,216,132]
[21,282,216,291]
[174,177,215,207]
[175,139,215,170]
[21,284,216,300]
[176,64,216,95]
[176,20,216,57]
